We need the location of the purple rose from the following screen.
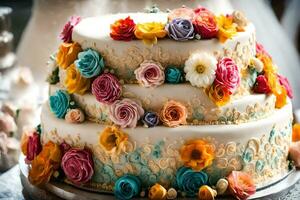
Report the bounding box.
[26,132,42,162]
[165,18,194,41]
[92,73,122,104]
[61,148,94,185]
[142,111,159,128]
[109,98,144,128]
[59,16,81,43]
[134,60,165,88]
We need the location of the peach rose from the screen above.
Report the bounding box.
[65,109,85,123]
[56,42,82,69]
[160,100,187,127]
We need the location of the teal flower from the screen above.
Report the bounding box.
[165,66,184,84]
[176,167,208,197]
[114,175,141,200]
[75,48,104,78]
[49,90,70,118]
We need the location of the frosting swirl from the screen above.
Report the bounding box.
[49,90,70,118]
[165,18,194,41]
[75,49,105,78]
[91,73,122,104]
[114,175,141,200]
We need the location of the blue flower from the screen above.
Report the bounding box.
[114,175,141,200]
[165,66,184,84]
[75,48,104,78]
[142,111,159,127]
[165,18,194,41]
[49,90,70,118]
[176,167,208,197]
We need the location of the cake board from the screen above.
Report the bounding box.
[19,155,300,200]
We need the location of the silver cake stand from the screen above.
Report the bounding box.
[19,155,300,200]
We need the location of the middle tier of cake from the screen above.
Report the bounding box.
[50,84,276,125]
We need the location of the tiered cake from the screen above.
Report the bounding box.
[21,5,294,200]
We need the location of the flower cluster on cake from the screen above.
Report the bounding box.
[21,5,298,200]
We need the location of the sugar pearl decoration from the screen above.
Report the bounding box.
[216,178,228,195]
[166,188,177,199]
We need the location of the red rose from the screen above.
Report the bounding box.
[110,16,136,41]
[192,9,218,39]
[26,132,42,162]
[254,75,271,94]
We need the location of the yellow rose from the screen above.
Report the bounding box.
[134,22,167,45]
[57,42,82,69]
[217,15,237,43]
[148,183,167,200]
[99,126,128,154]
[64,64,91,95]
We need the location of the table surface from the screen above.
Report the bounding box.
[0,165,300,200]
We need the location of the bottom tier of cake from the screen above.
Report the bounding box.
[41,101,293,193]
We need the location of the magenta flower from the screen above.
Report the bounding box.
[215,57,240,94]
[109,98,144,128]
[61,148,94,185]
[59,16,81,43]
[26,132,42,162]
[92,73,122,104]
[277,74,293,98]
[254,75,271,94]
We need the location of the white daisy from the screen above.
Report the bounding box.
[184,52,217,88]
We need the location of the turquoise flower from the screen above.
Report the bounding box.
[49,90,70,118]
[176,167,208,197]
[114,175,141,200]
[75,48,104,78]
[165,66,184,84]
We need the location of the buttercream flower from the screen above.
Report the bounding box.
[257,53,274,73]
[274,85,287,109]
[64,64,91,95]
[57,42,82,69]
[278,74,293,98]
[49,90,70,118]
[215,57,240,94]
[165,18,194,41]
[216,15,237,43]
[75,48,105,78]
[289,142,300,168]
[59,16,81,43]
[114,175,141,200]
[0,112,17,134]
[180,139,214,171]
[109,98,144,128]
[110,16,136,41]
[29,141,62,186]
[168,6,195,21]
[176,167,208,197]
[65,109,85,123]
[253,75,271,94]
[198,185,217,200]
[61,148,94,185]
[148,183,167,200]
[134,22,167,45]
[232,11,248,28]
[227,171,256,200]
[26,131,42,162]
[99,126,128,153]
[250,57,263,73]
[134,60,165,87]
[292,124,300,142]
[142,111,159,128]
[166,188,177,199]
[160,100,187,127]
[184,52,217,88]
[165,66,184,84]
[207,84,230,106]
[256,42,271,58]
[192,9,218,39]
[92,73,122,104]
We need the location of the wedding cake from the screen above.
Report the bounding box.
[21,5,294,200]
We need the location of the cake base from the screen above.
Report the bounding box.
[19,155,300,200]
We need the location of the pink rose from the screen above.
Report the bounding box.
[256,42,271,58]
[134,60,165,87]
[26,131,42,162]
[65,109,85,123]
[168,6,195,21]
[215,57,240,94]
[0,112,17,135]
[227,171,256,200]
[61,148,94,185]
[109,98,144,128]
[59,16,81,43]
[277,74,293,98]
[192,8,218,39]
[253,75,271,94]
[92,73,122,104]
[289,142,300,168]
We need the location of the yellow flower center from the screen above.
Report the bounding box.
[196,64,206,74]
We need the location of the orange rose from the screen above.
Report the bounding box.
[180,139,214,171]
[57,42,82,69]
[292,124,300,142]
[207,84,230,106]
[160,100,187,127]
